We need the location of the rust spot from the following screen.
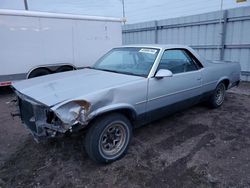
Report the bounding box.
[74,100,90,111]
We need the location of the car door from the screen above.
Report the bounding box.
[146,49,203,121]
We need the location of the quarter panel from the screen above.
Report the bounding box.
[201,61,240,92]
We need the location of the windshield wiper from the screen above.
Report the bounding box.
[84,66,95,69]
[93,68,122,74]
[93,68,145,77]
[120,71,145,77]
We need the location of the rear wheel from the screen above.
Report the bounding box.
[28,68,51,78]
[85,113,132,163]
[208,82,226,108]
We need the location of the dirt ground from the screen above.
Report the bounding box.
[0,83,250,188]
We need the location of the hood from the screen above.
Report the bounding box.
[12,68,143,107]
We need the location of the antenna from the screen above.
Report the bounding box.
[24,0,29,10]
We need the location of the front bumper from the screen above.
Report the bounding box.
[17,95,66,142]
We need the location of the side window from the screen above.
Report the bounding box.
[158,49,198,74]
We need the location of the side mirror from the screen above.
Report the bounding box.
[155,69,173,78]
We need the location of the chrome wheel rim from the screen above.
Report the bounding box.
[215,84,225,105]
[99,121,127,157]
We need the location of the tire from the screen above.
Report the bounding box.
[208,82,226,108]
[28,68,51,78]
[85,113,132,163]
[56,66,74,73]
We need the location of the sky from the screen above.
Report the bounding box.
[0,0,249,23]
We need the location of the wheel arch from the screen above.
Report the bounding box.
[27,63,77,78]
[87,105,138,127]
[55,65,75,72]
[27,67,51,78]
[217,77,230,89]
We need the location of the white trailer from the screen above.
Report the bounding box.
[0,9,122,86]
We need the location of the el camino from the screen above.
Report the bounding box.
[12,45,241,163]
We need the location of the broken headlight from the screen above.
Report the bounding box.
[54,100,89,125]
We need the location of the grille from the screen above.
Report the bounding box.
[18,97,37,133]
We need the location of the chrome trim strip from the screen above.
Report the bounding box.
[148,85,202,102]
[202,80,217,86]
[147,48,165,78]
[135,100,147,105]
[136,80,217,104]
[0,9,123,22]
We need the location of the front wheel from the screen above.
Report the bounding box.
[208,82,226,108]
[85,113,132,163]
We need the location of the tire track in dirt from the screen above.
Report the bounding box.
[145,133,216,188]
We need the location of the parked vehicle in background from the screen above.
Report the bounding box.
[0,9,122,86]
[12,45,241,163]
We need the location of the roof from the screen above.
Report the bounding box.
[121,44,192,50]
[119,44,207,64]
[0,9,123,22]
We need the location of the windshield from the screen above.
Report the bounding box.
[93,47,160,77]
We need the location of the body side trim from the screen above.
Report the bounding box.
[148,85,202,102]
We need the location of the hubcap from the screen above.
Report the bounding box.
[100,122,127,157]
[215,84,225,105]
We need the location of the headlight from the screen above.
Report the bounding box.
[54,100,89,125]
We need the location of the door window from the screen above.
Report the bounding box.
[158,49,198,74]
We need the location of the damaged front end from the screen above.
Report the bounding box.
[15,91,90,142]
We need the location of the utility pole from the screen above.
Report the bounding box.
[24,0,29,10]
[121,0,126,24]
[218,0,224,60]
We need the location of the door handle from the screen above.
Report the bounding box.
[197,77,202,80]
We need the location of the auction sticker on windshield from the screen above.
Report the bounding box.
[139,48,157,54]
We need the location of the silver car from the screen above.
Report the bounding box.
[12,45,241,163]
